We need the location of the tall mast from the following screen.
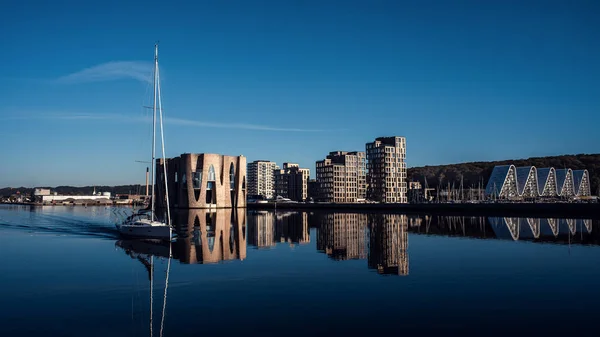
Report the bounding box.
[156,50,171,226]
[151,43,158,218]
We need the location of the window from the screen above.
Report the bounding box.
[193,170,202,189]
[208,165,216,182]
[229,163,235,190]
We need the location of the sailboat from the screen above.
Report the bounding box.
[117,43,172,240]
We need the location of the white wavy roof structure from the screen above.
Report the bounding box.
[515,166,537,197]
[485,165,588,198]
[572,169,591,196]
[536,167,554,195]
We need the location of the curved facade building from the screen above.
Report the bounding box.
[156,153,247,209]
[485,165,590,199]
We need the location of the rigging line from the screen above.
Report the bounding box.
[151,43,158,220]
[157,64,171,226]
[159,244,173,337]
[139,66,153,158]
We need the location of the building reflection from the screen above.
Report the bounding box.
[275,212,310,247]
[368,214,409,276]
[315,213,409,276]
[173,208,247,263]
[407,215,594,244]
[316,213,368,260]
[488,217,592,241]
[117,208,247,264]
[116,209,598,277]
[246,211,310,248]
[246,211,275,248]
[314,213,597,277]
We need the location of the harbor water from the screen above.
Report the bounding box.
[1,204,599,336]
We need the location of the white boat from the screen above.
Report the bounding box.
[117,43,172,240]
[119,210,173,239]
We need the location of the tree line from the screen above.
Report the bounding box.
[0,185,146,197]
[407,154,600,195]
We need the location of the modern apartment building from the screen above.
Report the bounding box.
[366,136,407,203]
[274,162,310,201]
[247,160,278,199]
[315,151,366,203]
[299,168,310,201]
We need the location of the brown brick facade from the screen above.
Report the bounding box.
[156,153,246,209]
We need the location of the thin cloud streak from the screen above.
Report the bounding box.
[166,117,327,132]
[6,113,332,132]
[55,61,153,84]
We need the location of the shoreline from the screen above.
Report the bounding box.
[0,202,142,207]
[3,201,599,219]
[248,201,600,219]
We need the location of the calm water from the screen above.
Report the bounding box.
[1,205,599,336]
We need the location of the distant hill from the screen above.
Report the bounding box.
[0,185,146,197]
[407,154,600,195]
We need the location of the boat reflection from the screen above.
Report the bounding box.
[117,208,247,264]
[116,237,172,337]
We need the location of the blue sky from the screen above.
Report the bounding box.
[1,0,599,187]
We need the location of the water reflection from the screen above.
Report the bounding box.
[417,215,593,242]
[246,210,310,248]
[116,208,247,264]
[244,212,595,277]
[173,208,247,264]
[367,214,409,276]
[113,209,597,277]
[314,213,409,275]
[4,204,600,336]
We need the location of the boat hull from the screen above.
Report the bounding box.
[117,224,172,240]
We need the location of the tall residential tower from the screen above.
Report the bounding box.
[366,136,407,203]
[247,160,278,199]
[316,151,366,203]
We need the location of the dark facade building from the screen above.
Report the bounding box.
[274,163,310,201]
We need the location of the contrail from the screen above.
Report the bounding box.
[55,61,153,84]
[5,112,333,132]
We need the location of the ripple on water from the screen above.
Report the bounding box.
[0,205,123,239]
